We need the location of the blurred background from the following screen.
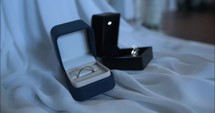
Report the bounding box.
[108,0,215,45]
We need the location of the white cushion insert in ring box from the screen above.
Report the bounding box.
[57,28,111,88]
[51,20,115,101]
[57,29,95,70]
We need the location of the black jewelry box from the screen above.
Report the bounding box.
[92,13,153,70]
[51,20,115,101]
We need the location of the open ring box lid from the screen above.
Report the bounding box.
[92,13,153,70]
[51,20,115,101]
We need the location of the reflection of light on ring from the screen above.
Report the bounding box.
[131,44,139,57]
[107,21,112,25]
[131,48,139,57]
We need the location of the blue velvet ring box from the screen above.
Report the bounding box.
[51,20,115,101]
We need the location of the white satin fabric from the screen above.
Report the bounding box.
[1,0,214,113]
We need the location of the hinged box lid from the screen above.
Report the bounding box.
[51,20,97,70]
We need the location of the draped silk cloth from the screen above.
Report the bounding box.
[1,0,214,113]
